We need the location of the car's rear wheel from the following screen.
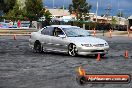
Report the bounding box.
[68,44,78,56]
[101,54,105,57]
[33,41,43,53]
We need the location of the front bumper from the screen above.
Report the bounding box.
[77,46,109,55]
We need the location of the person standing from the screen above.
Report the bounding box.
[9,20,13,28]
[0,23,2,28]
[13,21,17,28]
[17,20,21,28]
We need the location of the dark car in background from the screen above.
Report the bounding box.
[114,25,127,31]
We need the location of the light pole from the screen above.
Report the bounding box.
[63,0,64,10]
[96,1,98,22]
[118,9,123,25]
[63,0,65,16]
[53,0,54,9]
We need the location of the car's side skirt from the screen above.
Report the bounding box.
[43,48,68,53]
[42,42,68,52]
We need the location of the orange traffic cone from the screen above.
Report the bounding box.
[93,30,96,37]
[13,34,16,40]
[93,28,96,37]
[109,29,112,38]
[128,29,130,39]
[96,53,101,61]
[78,66,86,76]
[124,50,128,59]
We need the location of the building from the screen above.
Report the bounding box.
[128,15,132,27]
[48,9,76,22]
[48,9,70,17]
[91,15,127,25]
[113,16,127,25]
[44,8,127,25]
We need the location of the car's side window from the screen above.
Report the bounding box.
[41,27,54,36]
[53,27,64,37]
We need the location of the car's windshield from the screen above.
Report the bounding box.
[62,27,91,37]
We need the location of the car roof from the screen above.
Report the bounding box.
[50,25,80,29]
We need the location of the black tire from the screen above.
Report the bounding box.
[68,44,78,56]
[76,76,87,85]
[101,54,105,57]
[33,41,43,53]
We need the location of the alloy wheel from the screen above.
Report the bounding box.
[68,44,78,56]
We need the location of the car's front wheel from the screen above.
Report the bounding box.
[33,41,43,53]
[76,76,87,85]
[68,44,78,56]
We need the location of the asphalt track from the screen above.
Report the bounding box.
[0,35,132,88]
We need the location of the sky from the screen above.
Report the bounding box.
[43,0,132,17]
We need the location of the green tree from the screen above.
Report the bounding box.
[42,9,52,27]
[4,1,27,21]
[25,0,44,21]
[69,0,92,21]
[44,9,52,20]
[0,0,4,9]
[111,17,117,30]
[0,0,16,14]
[6,3,21,17]
[1,0,26,20]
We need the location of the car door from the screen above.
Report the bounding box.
[50,27,68,52]
[40,27,54,50]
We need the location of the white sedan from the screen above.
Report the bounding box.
[29,25,109,57]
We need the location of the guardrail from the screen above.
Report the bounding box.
[0,28,131,36]
[0,28,39,35]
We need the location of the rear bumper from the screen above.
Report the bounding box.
[29,39,34,49]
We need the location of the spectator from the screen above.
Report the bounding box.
[29,21,32,28]
[13,21,17,28]
[0,23,2,28]
[17,20,21,28]
[9,20,13,28]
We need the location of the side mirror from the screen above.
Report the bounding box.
[58,35,66,38]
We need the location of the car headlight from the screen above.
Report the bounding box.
[81,44,93,47]
[105,43,109,46]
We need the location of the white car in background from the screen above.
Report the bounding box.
[29,25,109,57]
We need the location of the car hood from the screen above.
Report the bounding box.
[67,36,107,45]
